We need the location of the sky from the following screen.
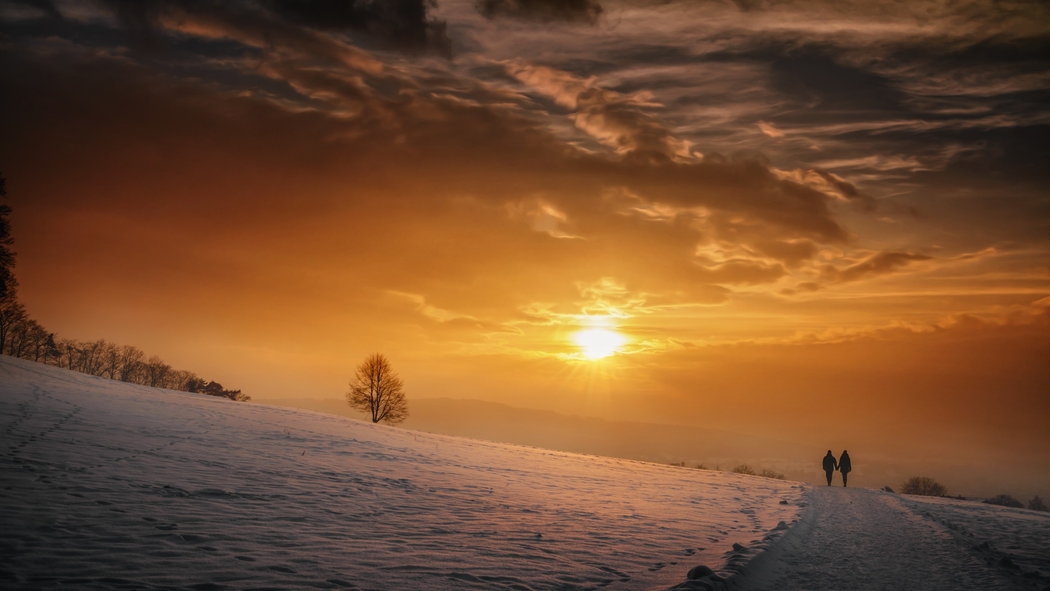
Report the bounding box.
[1,0,1048,488]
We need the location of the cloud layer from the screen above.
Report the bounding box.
[0,0,1046,467]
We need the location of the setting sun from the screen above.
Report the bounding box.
[573,328,626,360]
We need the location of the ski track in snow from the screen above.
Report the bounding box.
[0,356,803,591]
[724,486,1049,591]
[899,494,1050,589]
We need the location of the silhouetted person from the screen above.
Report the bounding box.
[839,450,852,487]
[822,450,838,485]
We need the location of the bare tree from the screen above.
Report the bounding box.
[983,494,1023,508]
[22,321,52,363]
[0,297,26,355]
[1030,495,1048,512]
[41,333,59,365]
[143,355,171,388]
[0,174,16,301]
[116,345,145,382]
[5,313,33,358]
[78,339,109,376]
[57,339,79,370]
[100,341,122,379]
[168,369,199,392]
[900,476,947,496]
[346,353,409,425]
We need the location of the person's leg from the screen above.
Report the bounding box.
[826,470,833,485]
[842,472,848,487]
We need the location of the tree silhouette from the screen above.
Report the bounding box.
[983,494,1023,508]
[900,476,947,496]
[346,353,409,425]
[0,173,250,400]
[0,298,27,356]
[0,173,16,301]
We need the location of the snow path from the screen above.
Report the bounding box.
[0,356,802,590]
[898,494,1050,589]
[732,486,1045,591]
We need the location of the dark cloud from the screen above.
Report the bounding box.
[7,0,1041,300]
[2,3,1044,298]
[647,162,852,244]
[0,39,864,319]
[7,0,62,19]
[764,44,907,119]
[95,0,449,54]
[96,0,167,50]
[264,0,449,53]
[479,0,602,23]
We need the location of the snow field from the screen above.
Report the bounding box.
[900,494,1050,589]
[0,356,804,590]
[718,486,1050,591]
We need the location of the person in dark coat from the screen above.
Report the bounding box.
[839,450,852,487]
[822,450,838,485]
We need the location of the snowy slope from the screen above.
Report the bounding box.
[721,486,1050,591]
[0,356,803,590]
[901,494,1050,588]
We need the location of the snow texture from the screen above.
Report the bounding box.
[900,494,1050,589]
[727,486,1050,591]
[0,356,802,590]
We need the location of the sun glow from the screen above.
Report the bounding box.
[573,328,626,360]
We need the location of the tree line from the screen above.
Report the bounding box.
[0,174,248,401]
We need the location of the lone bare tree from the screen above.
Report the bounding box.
[900,476,947,497]
[346,353,409,425]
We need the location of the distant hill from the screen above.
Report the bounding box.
[256,398,1021,496]
[255,396,810,470]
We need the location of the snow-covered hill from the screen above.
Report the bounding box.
[0,356,802,590]
[5,355,1048,590]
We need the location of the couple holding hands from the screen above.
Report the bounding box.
[823,450,852,486]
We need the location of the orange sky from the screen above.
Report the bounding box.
[2,0,1048,490]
